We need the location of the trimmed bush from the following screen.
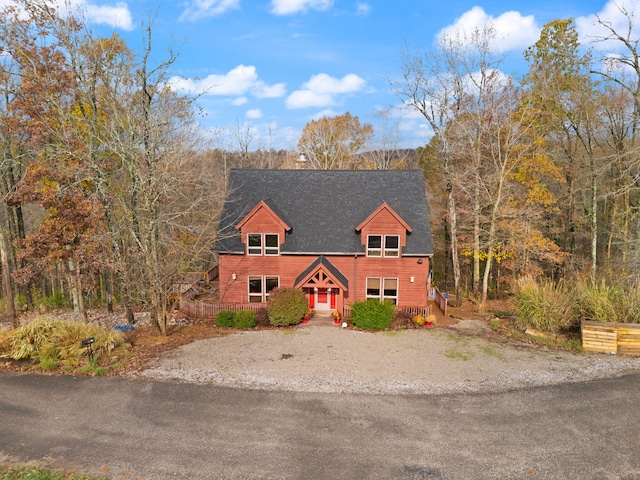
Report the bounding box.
[255,308,270,327]
[216,310,235,328]
[267,288,308,327]
[350,300,395,330]
[234,310,256,329]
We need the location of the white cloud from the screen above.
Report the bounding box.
[576,0,640,50]
[437,6,540,53]
[167,65,287,99]
[85,2,133,30]
[0,0,133,30]
[232,97,249,106]
[246,109,263,119]
[286,73,366,109]
[356,3,371,15]
[270,0,333,15]
[179,0,240,22]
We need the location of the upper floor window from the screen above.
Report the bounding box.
[264,234,279,256]
[248,234,262,255]
[367,235,399,257]
[247,233,279,256]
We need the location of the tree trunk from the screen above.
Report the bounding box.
[473,182,481,296]
[446,179,462,306]
[0,229,17,327]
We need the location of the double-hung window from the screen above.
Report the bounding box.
[367,235,399,257]
[248,276,279,303]
[247,234,279,256]
[366,277,398,305]
[264,234,279,255]
[248,234,262,256]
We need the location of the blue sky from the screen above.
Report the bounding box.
[8,0,640,150]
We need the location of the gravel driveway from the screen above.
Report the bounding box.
[141,319,640,395]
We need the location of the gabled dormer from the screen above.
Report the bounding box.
[235,200,291,256]
[355,202,412,258]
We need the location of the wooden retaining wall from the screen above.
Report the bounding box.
[582,320,640,356]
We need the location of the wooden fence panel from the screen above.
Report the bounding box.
[179,298,266,320]
[342,304,429,319]
[432,288,448,316]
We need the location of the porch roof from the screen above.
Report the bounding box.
[294,255,349,290]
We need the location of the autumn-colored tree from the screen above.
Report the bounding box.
[297,112,373,169]
[523,19,603,282]
[2,2,220,334]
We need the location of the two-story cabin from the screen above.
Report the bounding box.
[214,169,434,315]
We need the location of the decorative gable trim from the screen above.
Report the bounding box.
[235,200,291,232]
[294,256,348,291]
[355,202,412,233]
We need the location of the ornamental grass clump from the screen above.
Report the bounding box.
[350,300,395,330]
[0,318,128,370]
[267,288,307,326]
[514,276,579,334]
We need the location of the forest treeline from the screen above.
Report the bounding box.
[1,1,640,331]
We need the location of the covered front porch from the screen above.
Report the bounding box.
[294,256,348,315]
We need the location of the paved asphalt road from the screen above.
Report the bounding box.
[1,373,640,479]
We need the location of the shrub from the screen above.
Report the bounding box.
[41,292,67,311]
[392,310,414,329]
[350,300,395,330]
[234,310,256,329]
[216,310,235,328]
[255,308,270,327]
[267,288,308,327]
[412,314,425,326]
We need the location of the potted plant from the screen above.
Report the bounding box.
[332,310,342,324]
[301,307,312,324]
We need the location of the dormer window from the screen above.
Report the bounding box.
[248,234,262,255]
[367,235,399,257]
[247,233,279,256]
[264,234,279,255]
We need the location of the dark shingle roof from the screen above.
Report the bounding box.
[214,169,433,256]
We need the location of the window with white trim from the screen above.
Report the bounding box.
[384,235,399,257]
[248,234,262,256]
[264,234,279,256]
[367,235,382,257]
[366,277,398,305]
[247,234,279,256]
[367,235,399,257]
[248,276,279,303]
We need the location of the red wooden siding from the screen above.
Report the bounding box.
[219,253,430,309]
